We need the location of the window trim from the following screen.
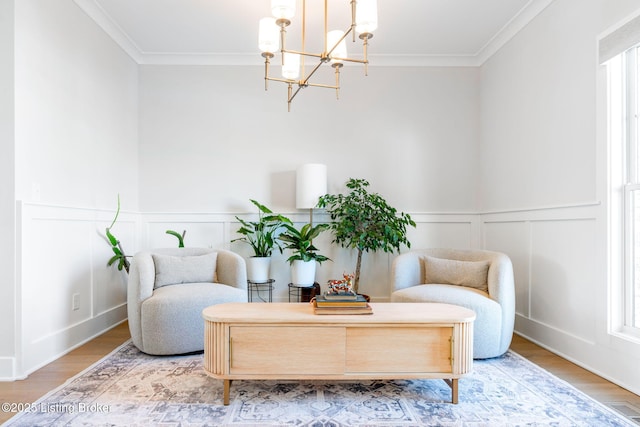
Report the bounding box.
[612,45,640,338]
[623,184,640,330]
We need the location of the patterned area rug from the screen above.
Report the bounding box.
[4,340,635,426]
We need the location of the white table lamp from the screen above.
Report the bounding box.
[296,164,327,225]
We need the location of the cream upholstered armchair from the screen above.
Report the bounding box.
[391,248,515,359]
[127,247,247,355]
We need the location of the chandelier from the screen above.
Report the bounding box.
[258,0,378,111]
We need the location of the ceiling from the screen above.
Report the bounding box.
[73,0,554,66]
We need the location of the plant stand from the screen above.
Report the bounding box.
[288,282,320,302]
[247,279,275,303]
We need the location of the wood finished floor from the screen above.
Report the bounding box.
[0,323,639,425]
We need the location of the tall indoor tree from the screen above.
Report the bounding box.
[318,178,416,293]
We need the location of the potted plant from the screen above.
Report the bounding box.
[105,195,130,274]
[278,222,331,287]
[105,196,188,275]
[232,199,292,282]
[317,178,416,294]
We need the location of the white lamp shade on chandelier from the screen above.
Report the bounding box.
[282,52,301,80]
[258,17,279,53]
[296,164,327,209]
[271,0,296,20]
[355,0,378,34]
[327,30,348,63]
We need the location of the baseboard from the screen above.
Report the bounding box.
[0,357,23,381]
[514,315,640,398]
[17,306,127,380]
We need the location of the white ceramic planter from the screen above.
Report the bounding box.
[290,260,316,287]
[246,256,271,282]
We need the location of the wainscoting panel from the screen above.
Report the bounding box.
[144,218,227,250]
[529,219,597,342]
[17,203,133,377]
[408,221,475,249]
[483,221,531,318]
[22,217,95,338]
[481,203,600,353]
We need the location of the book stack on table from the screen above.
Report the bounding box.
[312,292,373,315]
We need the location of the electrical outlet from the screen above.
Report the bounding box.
[72,293,80,311]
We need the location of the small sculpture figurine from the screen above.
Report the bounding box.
[327,273,355,295]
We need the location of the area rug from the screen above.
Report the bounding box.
[3,340,635,427]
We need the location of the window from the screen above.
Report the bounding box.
[632,188,640,327]
[608,44,640,335]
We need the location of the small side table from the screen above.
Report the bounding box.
[247,279,275,303]
[288,282,320,302]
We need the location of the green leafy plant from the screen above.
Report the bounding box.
[166,229,186,247]
[318,178,416,293]
[231,199,292,257]
[105,195,130,274]
[278,222,331,265]
[105,200,186,273]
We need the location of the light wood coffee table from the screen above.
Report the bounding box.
[202,302,475,405]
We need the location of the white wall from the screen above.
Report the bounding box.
[14,0,139,208]
[138,65,480,214]
[0,0,17,379]
[480,0,640,395]
[3,0,139,379]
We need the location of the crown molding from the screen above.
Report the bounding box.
[139,53,260,66]
[371,54,480,67]
[75,0,555,68]
[73,0,143,63]
[475,0,555,64]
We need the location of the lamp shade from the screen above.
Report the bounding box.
[282,52,300,80]
[296,164,327,209]
[271,0,295,20]
[259,17,279,53]
[356,0,378,34]
[327,30,348,63]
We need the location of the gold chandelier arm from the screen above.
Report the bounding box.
[361,33,372,76]
[279,24,287,66]
[288,83,305,110]
[334,64,341,100]
[287,83,293,112]
[281,48,323,60]
[328,56,367,65]
[324,0,328,54]
[305,82,338,90]
[300,60,324,87]
[262,52,274,91]
[266,76,297,84]
[301,0,306,74]
[351,0,357,42]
